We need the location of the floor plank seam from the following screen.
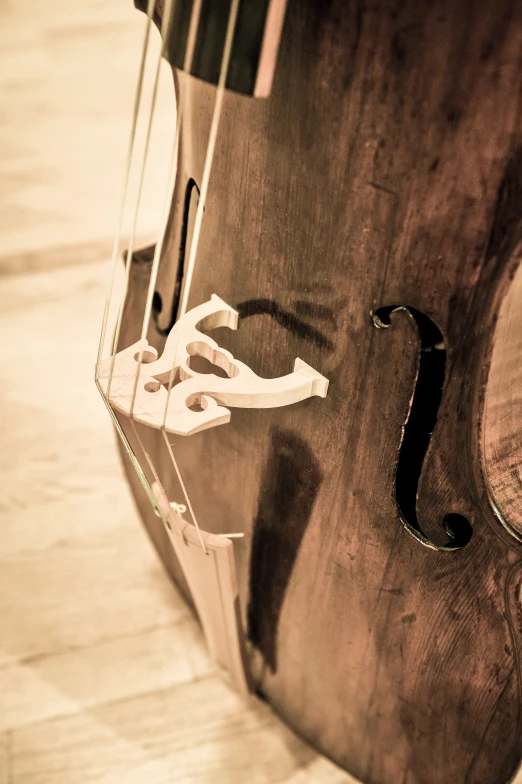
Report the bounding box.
[0,618,194,671]
[0,241,115,280]
[7,673,218,735]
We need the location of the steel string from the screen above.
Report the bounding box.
[95,0,156,381]
[130,0,241,549]
[159,0,242,545]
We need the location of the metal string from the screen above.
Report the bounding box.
[130,0,241,549]
[158,0,242,545]
[128,0,203,417]
[177,0,242,321]
[100,0,243,548]
[129,418,175,529]
[95,0,156,380]
[134,0,204,363]
[95,0,165,518]
[163,436,208,547]
[97,0,181,524]
[95,376,163,515]
[105,0,177,402]
[126,0,209,550]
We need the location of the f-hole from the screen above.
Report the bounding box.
[152,178,200,336]
[372,305,473,551]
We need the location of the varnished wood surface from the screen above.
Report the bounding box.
[119,1,522,782]
[484,261,522,539]
[0,1,356,782]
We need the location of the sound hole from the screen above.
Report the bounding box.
[372,305,473,551]
[152,178,200,336]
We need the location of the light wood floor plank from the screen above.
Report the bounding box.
[0,242,112,279]
[0,0,175,261]
[0,621,212,733]
[11,677,315,784]
[0,529,188,668]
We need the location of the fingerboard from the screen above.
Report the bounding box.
[162,0,287,97]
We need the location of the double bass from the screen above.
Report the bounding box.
[96,1,522,782]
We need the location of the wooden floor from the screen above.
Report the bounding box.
[0,2,355,782]
[1,2,521,783]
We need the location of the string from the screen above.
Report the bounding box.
[95,376,162,515]
[163,436,208,550]
[129,418,176,531]
[178,0,241,320]
[129,0,241,549]
[158,0,242,547]
[94,0,206,544]
[124,0,208,551]
[105,0,177,402]
[128,0,203,418]
[95,0,156,381]
[95,0,166,519]
[97,1,262,689]
[101,0,242,549]
[136,0,204,354]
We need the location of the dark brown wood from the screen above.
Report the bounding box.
[117,2,522,782]
[484,261,522,541]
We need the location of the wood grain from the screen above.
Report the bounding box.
[484,261,522,539]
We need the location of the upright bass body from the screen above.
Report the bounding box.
[118,1,522,782]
